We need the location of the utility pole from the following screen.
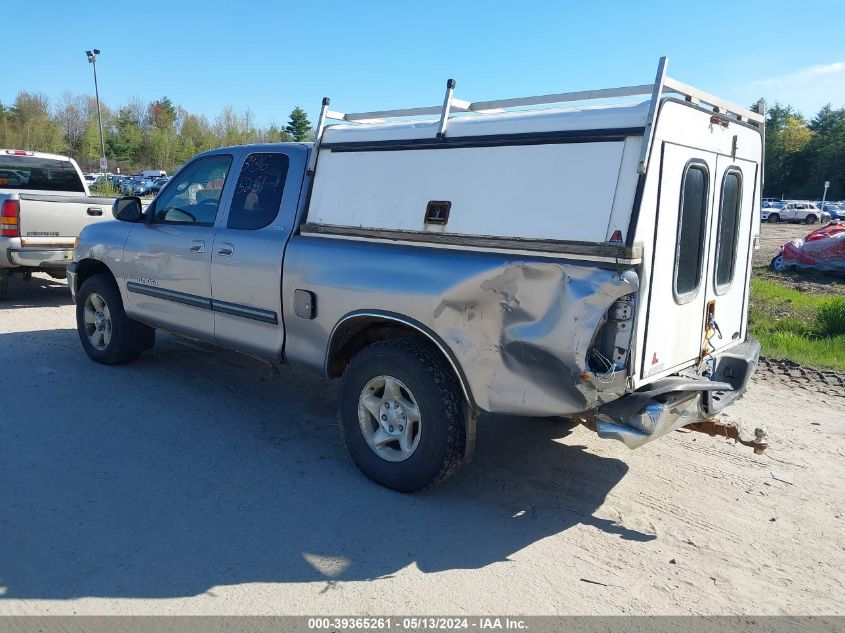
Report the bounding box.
[85,49,107,173]
[821,180,830,213]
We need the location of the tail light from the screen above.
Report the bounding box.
[1,199,20,237]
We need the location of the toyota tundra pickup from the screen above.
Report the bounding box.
[68,59,766,492]
[0,150,113,299]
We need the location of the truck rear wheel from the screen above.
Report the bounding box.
[767,213,780,223]
[76,274,155,365]
[338,339,466,492]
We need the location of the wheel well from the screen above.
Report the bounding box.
[75,259,114,291]
[326,315,474,406]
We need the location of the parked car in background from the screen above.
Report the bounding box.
[765,201,827,224]
[147,177,170,195]
[0,150,113,299]
[107,175,127,190]
[821,202,845,220]
[761,200,783,222]
[127,179,160,196]
[140,169,167,179]
[131,178,169,197]
[121,177,144,194]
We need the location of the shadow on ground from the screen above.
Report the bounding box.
[0,327,649,599]
[0,273,73,310]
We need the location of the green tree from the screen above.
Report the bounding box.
[285,106,312,141]
[148,96,177,131]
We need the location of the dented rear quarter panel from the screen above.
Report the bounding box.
[282,235,639,417]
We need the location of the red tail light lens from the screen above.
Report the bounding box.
[1,199,20,237]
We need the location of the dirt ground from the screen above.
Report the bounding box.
[0,274,843,616]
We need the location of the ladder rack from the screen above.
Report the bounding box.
[309,57,766,175]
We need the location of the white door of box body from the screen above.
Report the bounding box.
[703,156,757,354]
[641,143,717,380]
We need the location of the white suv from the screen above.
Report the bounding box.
[763,201,828,224]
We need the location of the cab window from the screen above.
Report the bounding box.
[227,153,289,230]
[152,154,232,225]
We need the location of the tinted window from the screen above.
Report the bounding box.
[152,154,232,225]
[227,153,289,230]
[715,171,742,290]
[0,156,85,192]
[674,164,709,301]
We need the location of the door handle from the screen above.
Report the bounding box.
[217,242,234,256]
[189,240,205,253]
[87,207,103,216]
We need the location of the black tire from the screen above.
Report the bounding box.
[338,339,466,492]
[805,215,817,224]
[76,273,155,365]
[767,213,780,223]
[0,270,9,301]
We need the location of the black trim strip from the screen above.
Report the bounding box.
[127,282,211,309]
[321,127,645,153]
[212,299,278,325]
[300,223,642,261]
[127,281,278,324]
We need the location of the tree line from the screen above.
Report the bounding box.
[764,103,845,200]
[0,91,313,174]
[0,89,843,200]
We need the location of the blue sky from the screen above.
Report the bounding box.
[4,0,844,126]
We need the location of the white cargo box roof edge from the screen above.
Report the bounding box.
[302,56,765,261]
[310,56,763,165]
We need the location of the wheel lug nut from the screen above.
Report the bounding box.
[389,425,394,432]
[381,415,387,421]
[385,402,390,408]
[399,426,404,432]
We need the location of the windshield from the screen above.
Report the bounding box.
[0,156,85,192]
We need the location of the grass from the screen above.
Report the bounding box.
[748,276,845,370]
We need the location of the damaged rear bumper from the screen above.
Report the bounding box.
[594,338,761,449]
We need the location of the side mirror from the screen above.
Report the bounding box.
[112,196,143,222]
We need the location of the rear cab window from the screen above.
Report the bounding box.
[0,155,85,192]
[227,152,290,230]
[673,162,710,303]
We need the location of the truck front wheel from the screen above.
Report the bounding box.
[338,339,466,492]
[76,274,155,365]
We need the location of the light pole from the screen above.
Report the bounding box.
[85,49,107,173]
[821,180,830,214]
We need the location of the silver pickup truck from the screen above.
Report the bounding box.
[69,61,766,492]
[0,150,112,299]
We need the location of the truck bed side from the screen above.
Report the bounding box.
[282,235,638,417]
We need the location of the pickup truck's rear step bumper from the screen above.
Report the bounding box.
[8,248,73,268]
[594,338,761,449]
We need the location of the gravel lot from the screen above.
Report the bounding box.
[0,273,843,616]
